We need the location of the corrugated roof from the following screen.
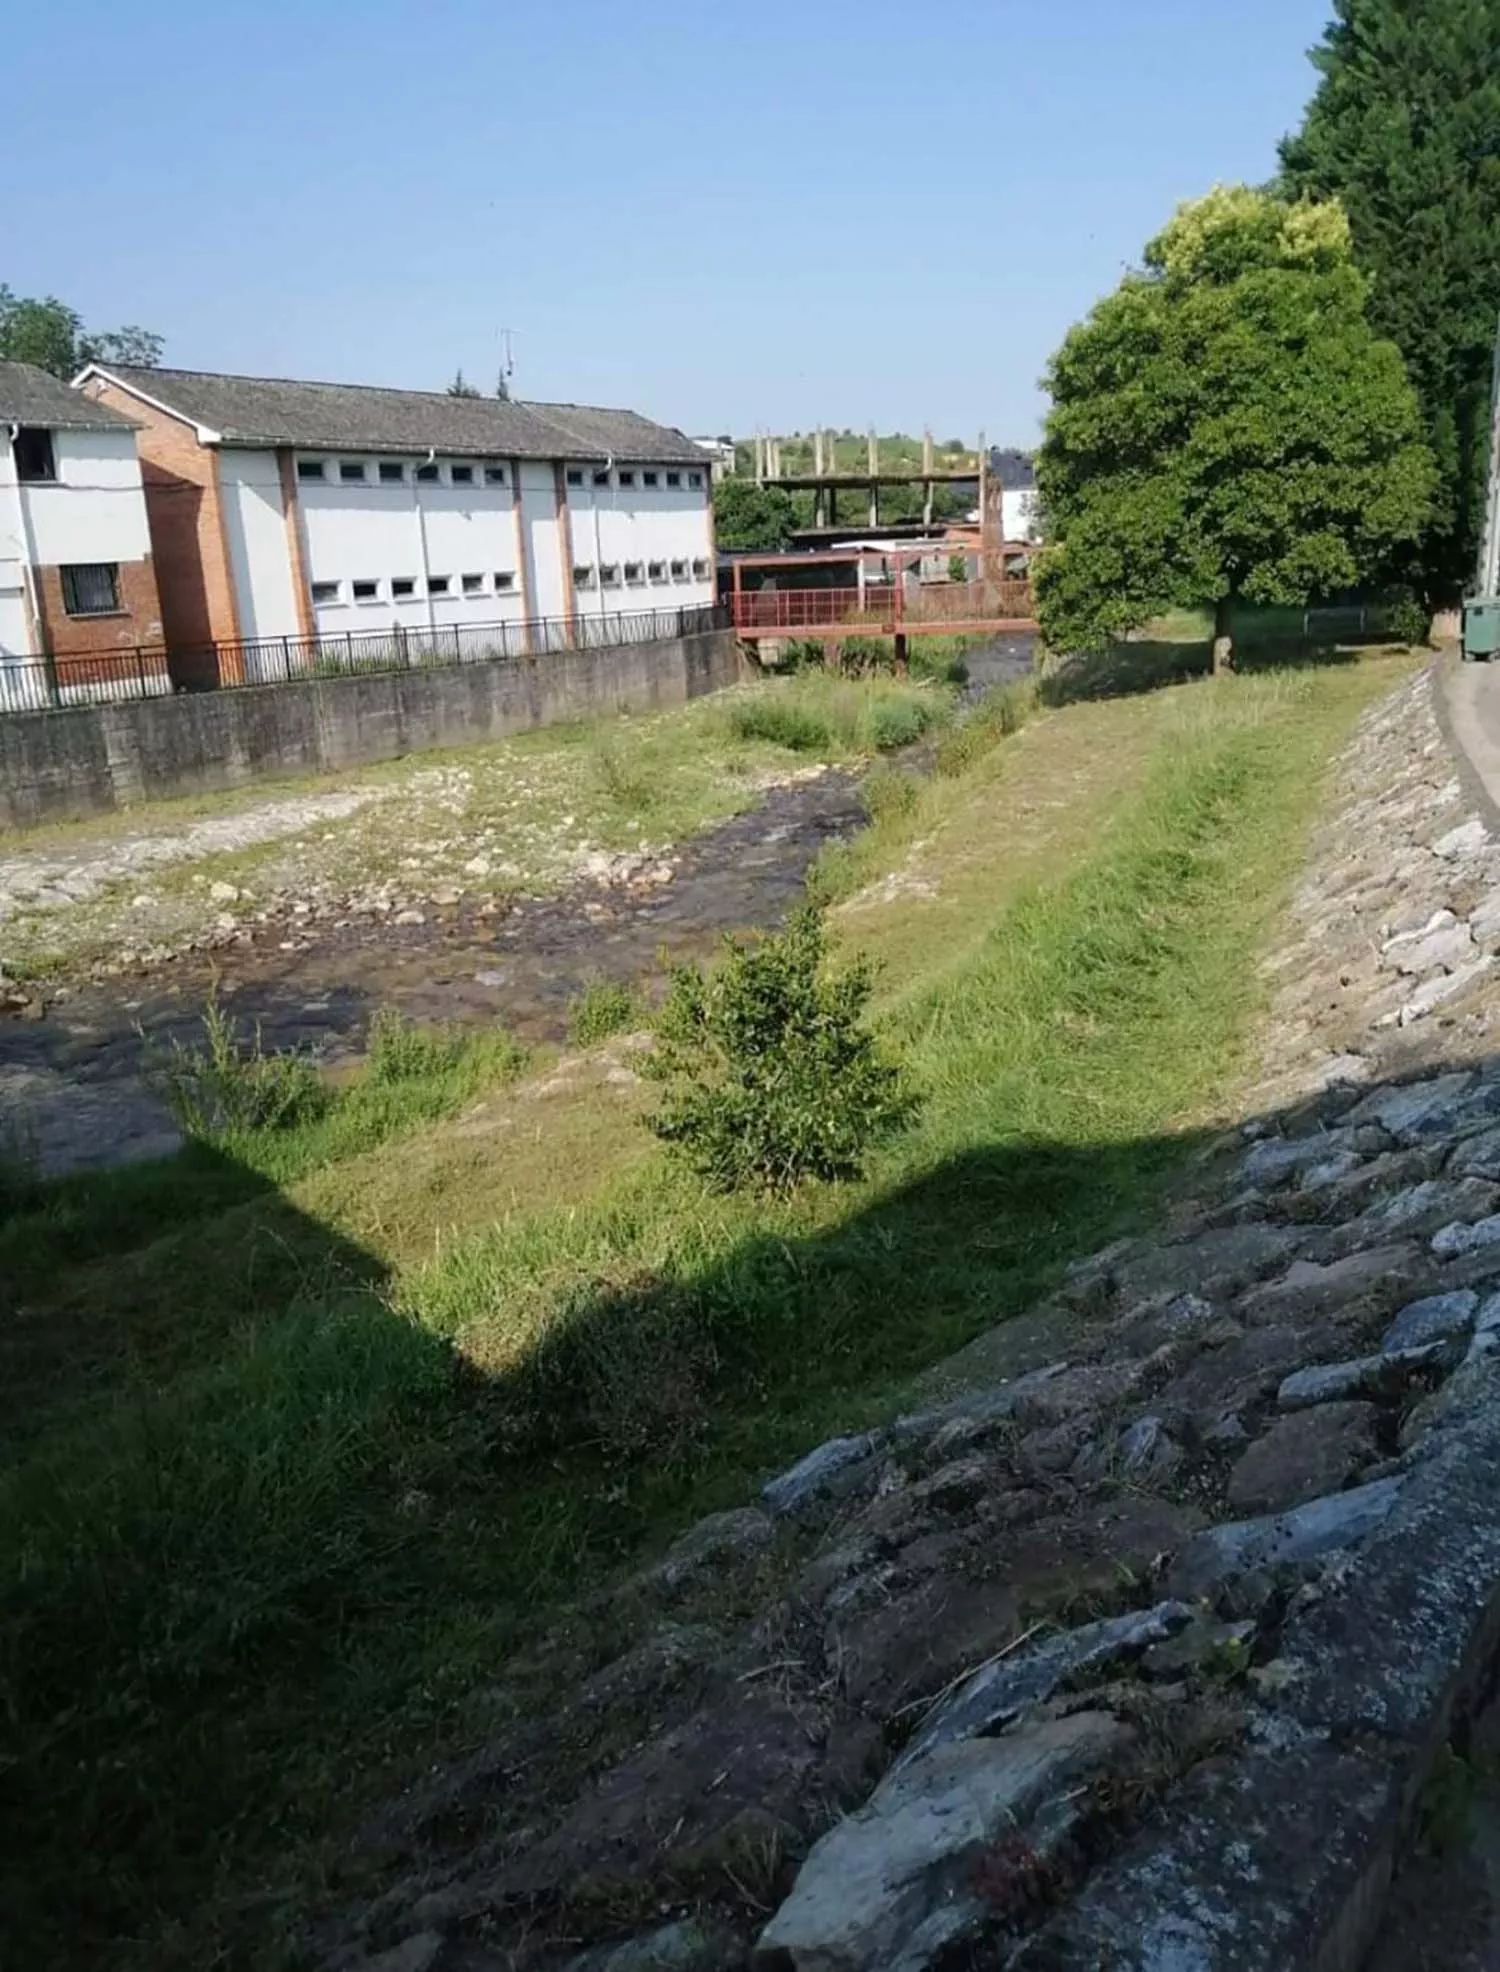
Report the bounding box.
[0,361,138,431]
[89,365,710,465]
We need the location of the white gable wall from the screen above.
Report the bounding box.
[219,449,300,643]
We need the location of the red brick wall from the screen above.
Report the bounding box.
[33,558,169,684]
[80,377,243,680]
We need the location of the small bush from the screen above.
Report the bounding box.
[1384,593,1431,647]
[936,679,1036,777]
[861,766,922,824]
[592,736,658,814]
[142,995,327,1139]
[568,976,644,1046]
[867,695,937,750]
[729,698,837,752]
[365,1007,472,1083]
[835,635,896,676]
[644,907,920,1192]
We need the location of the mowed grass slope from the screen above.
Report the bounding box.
[0,652,1412,1967]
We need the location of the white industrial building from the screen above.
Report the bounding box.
[75,364,716,683]
[0,362,164,678]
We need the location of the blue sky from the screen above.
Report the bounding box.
[4,0,1332,444]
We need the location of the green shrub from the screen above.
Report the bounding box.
[645,907,920,1192]
[861,766,922,823]
[867,695,937,750]
[592,735,659,814]
[567,975,644,1045]
[365,1006,477,1083]
[1383,593,1431,646]
[835,635,896,676]
[142,995,327,1139]
[729,698,836,752]
[936,678,1036,777]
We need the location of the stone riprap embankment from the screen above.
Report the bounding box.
[319,665,1500,1972]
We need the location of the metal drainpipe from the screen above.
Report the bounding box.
[591,453,613,621]
[414,447,437,635]
[5,423,44,659]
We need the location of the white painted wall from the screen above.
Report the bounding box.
[208,449,714,650]
[1003,488,1040,542]
[0,427,154,661]
[20,429,153,567]
[564,464,714,615]
[219,448,300,645]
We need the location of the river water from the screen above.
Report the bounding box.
[0,635,1034,1177]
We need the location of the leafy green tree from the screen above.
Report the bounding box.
[446,368,481,398]
[0,287,162,377]
[712,477,799,551]
[1280,0,1500,602]
[1035,186,1433,663]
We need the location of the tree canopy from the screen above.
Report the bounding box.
[1280,0,1500,601]
[0,287,162,378]
[1034,185,1434,655]
[712,478,799,552]
[446,368,481,398]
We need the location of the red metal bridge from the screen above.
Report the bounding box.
[725,544,1036,647]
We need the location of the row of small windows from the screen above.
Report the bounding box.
[564,466,703,491]
[298,458,508,487]
[296,457,705,492]
[311,571,516,606]
[573,558,710,590]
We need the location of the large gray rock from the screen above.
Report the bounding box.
[892,1365,1069,1447]
[1306,1178,1498,1261]
[1383,920,1474,976]
[1225,1403,1378,1515]
[1277,1343,1452,1410]
[1236,1242,1432,1327]
[762,1436,881,1519]
[1431,1212,1500,1260]
[1111,1224,1303,1304]
[1238,1130,1355,1191]
[1399,953,1497,1024]
[1447,1124,1500,1180]
[1379,1289,1478,1353]
[755,1713,1133,1972]
[566,1920,736,1971]
[896,1601,1192,1771]
[1166,1476,1404,1599]
[647,1507,776,1594]
[1345,1072,1475,1143]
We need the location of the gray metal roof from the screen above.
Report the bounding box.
[0,360,138,431]
[90,365,710,465]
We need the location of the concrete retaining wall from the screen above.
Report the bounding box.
[0,629,745,829]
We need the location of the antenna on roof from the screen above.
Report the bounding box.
[496,328,515,403]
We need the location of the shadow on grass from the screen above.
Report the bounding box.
[3,1034,1475,1968]
[1042,637,1365,708]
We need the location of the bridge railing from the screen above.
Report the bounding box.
[730,578,1035,635]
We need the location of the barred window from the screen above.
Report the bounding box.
[60,563,121,616]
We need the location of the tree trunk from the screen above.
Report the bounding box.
[1212,596,1235,675]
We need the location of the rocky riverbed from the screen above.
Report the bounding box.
[308,664,1500,1972]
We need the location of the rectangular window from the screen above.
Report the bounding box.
[670,559,687,580]
[13,427,55,482]
[391,577,416,599]
[647,560,665,581]
[461,572,485,595]
[566,468,584,487]
[692,558,711,579]
[624,561,645,585]
[689,471,703,489]
[600,563,621,587]
[573,564,596,589]
[415,462,440,482]
[666,471,681,488]
[494,571,515,591]
[352,578,380,601]
[592,469,610,487]
[311,579,341,604]
[484,464,507,486]
[450,463,474,485]
[60,562,120,615]
[378,461,406,484]
[642,471,659,488]
[427,575,451,595]
[340,461,367,483]
[617,469,635,487]
[298,459,326,482]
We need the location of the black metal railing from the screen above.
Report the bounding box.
[0,602,728,714]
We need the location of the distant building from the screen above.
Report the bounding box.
[0,361,165,690]
[690,436,737,482]
[75,364,716,685]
